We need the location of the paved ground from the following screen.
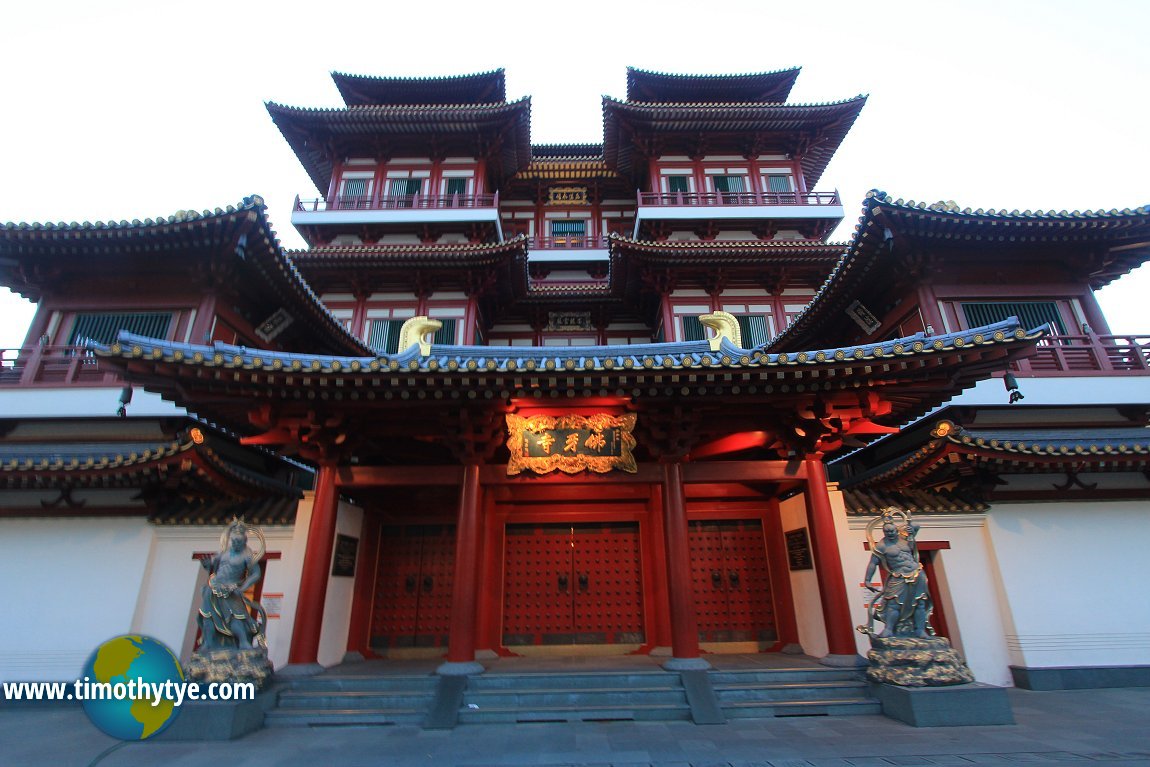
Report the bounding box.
[1,687,1148,767]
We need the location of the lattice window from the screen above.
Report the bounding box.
[68,312,173,345]
[961,301,1067,334]
[735,314,770,347]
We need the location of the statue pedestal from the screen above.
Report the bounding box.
[869,682,1014,727]
[866,636,974,686]
[156,689,278,741]
[865,636,1012,726]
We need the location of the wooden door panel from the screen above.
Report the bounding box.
[573,523,644,644]
[370,525,455,649]
[689,520,776,643]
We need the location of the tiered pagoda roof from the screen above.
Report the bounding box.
[332,69,507,106]
[98,319,1041,456]
[626,67,801,104]
[839,417,1150,494]
[601,95,867,187]
[770,191,1150,352]
[0,424,304,523]
[266,99,532,193]
[0,197,369,356]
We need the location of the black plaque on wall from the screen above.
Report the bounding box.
[785,527,813,571]
[331,534,359,577]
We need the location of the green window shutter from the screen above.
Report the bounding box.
[766,175,792,193]
[550,220,586,236]
[960,301,1066,334]
[667,176,689,193]
[68,312,173,345]
[445,178,467,195]
[736,315,770,347]
[433,319,458,345]
[342,178,367,197]
[681,316,706,342]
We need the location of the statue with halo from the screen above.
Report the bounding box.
[187,517,274,688]
[858,507,973,686]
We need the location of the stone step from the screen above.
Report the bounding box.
[463,686,688,709]
[468,672,681,691]
[708,668,864,685]
[458,702,692,724]
[280,674,439,693]
[264,707,426,727]
[277,690,436,710]
[713,680,869,703]
[722,698,882,718]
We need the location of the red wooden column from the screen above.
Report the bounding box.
[660,461,710,670]
[439,463,486,675]
[288,463,340,668]
[803,459,864,666]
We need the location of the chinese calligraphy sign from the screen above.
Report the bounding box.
[506,413,638,475]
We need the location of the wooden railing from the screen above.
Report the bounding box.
[0,345,123,387]
[637,190,841,207]
[1011,333,1150,376]
[295,192,499,212]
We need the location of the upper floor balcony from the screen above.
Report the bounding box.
[1009,333,1150,377]
[633,189,843,236]
[1,345,122,388]
[292,192,503,235]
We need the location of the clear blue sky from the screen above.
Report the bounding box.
[2,0,1147,346]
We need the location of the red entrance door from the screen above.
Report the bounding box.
[370,525,455,650]
[502,522,644,646]
[688,520,776,643]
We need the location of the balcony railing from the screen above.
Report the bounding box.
[1010,333,1150,376]
[637,190,841,207]
[295,192,499,212]
[0,345,123,388]
[531,235,610,249]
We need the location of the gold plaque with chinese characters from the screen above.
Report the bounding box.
[547,186,589,206]
[506,413,637,475]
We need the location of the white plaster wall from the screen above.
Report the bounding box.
[0,517,153,682]
[317,502,364,667]
[779,494,827,657]
[987,500,1150,670]
[838,508,1015,686]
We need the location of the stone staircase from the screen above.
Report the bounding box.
[264,663,879,727]
[458,670,692,724]
[710,667,880,718]
[264,673,439,727]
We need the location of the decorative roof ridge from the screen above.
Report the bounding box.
[266,97,530,115]
[603,94,868,110]
[0,438,193,471]
[0,195,265,232]
[932,419,1150,455]
[841,417,1150,489]
[288,236,529,256]
[864,189,1150,220]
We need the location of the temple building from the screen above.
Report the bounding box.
[1,68,1148,722]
